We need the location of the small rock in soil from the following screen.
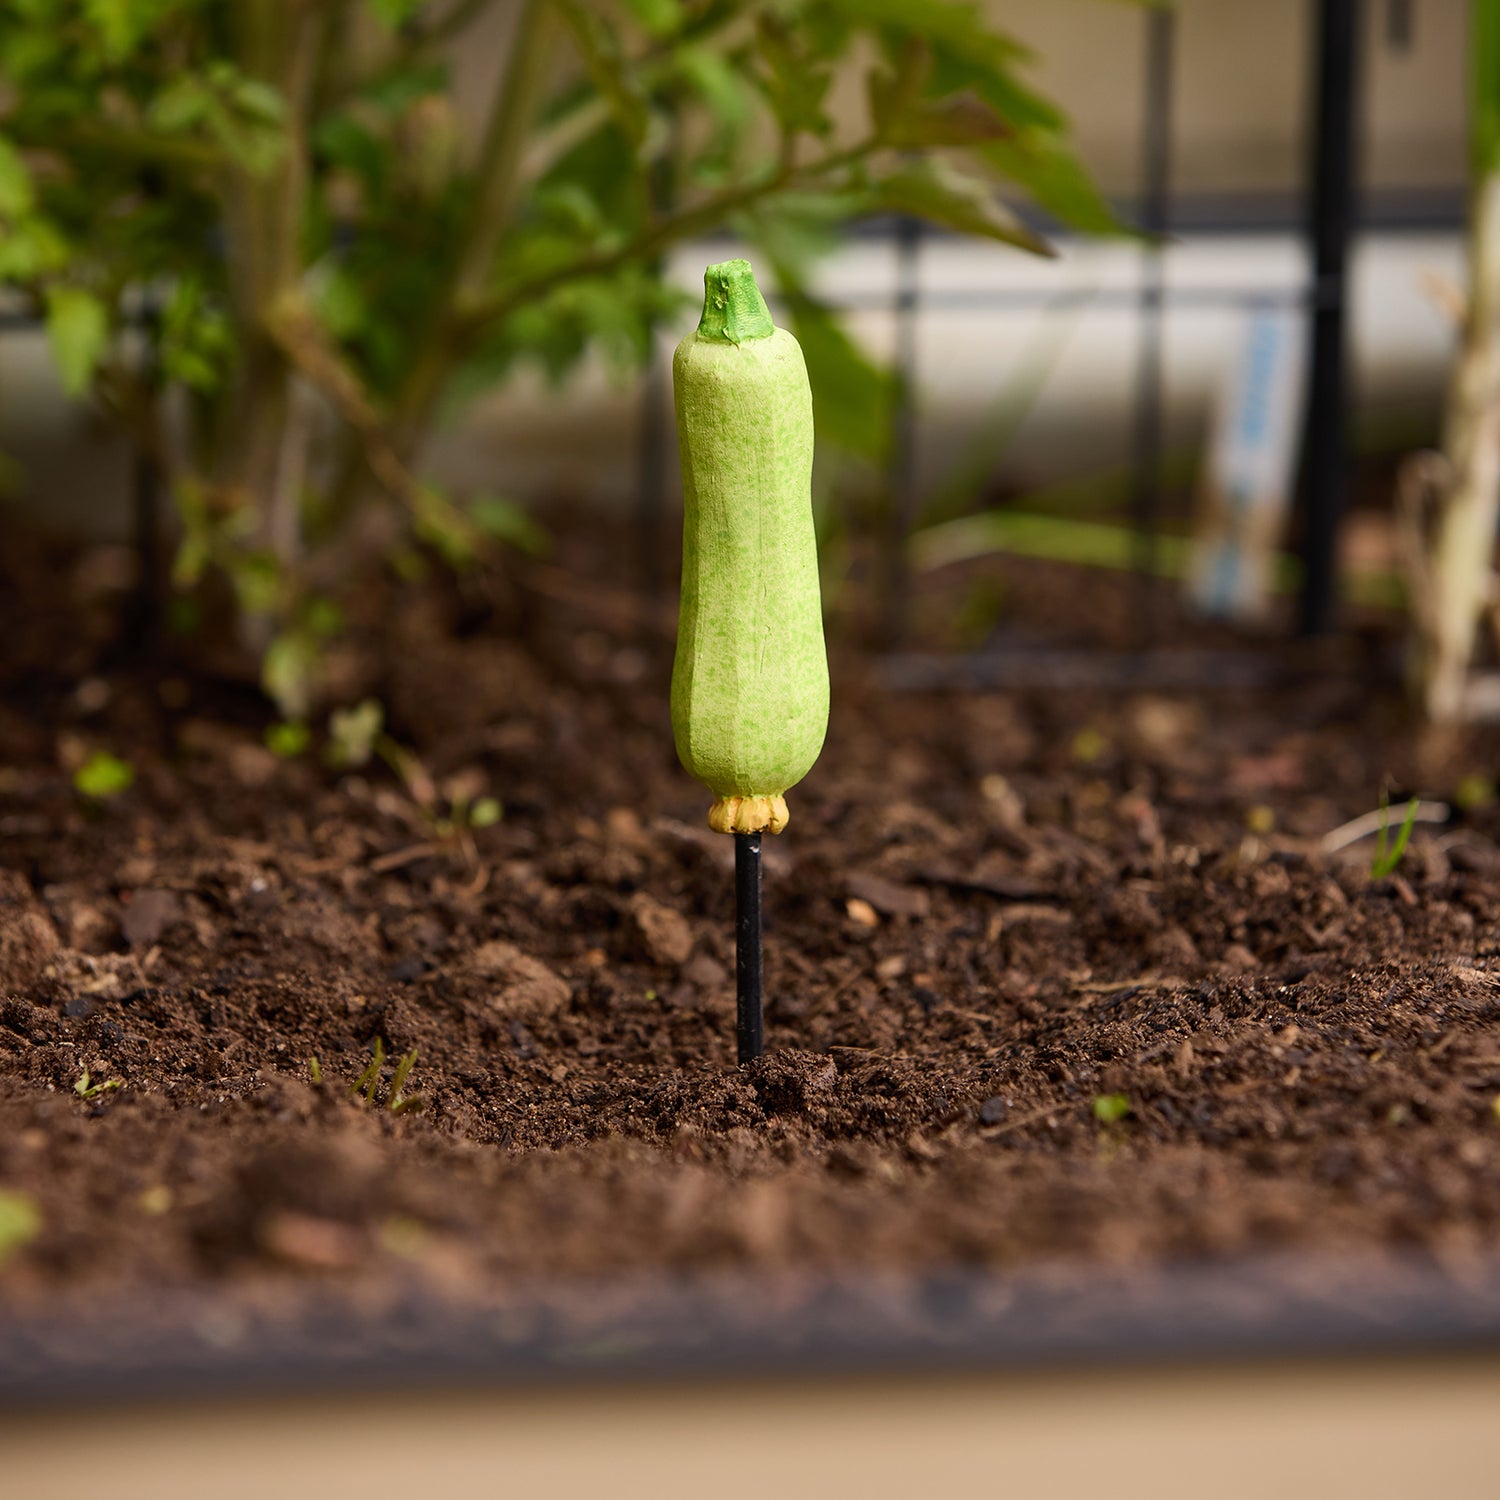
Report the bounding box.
[41,885,117,953]
[0,871,60,988]
[120,888,182,949]
[750,1049,839,1115]
[1220,943,1257,973]
[259,1210,363,1270]
[682,951,728,991]
[626,892,694,968]
[470,939,572,1016]
[978,1096,1009,1126]
[846,872,930,921]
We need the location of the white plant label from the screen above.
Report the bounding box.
[1187,304,1307,621]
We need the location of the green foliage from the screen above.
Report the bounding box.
[327,697,385,769]
[45,286,109,395]
[1475,0,1500,179]
[468,795,503,829]
[349,1038,424,1114]
[0,1189,41,1267]
[73,749,134,799]
[74,1069,122,1099]
[1091,1092,1131,1125]
[0,0,1116,713]
[1371,794,1420,880]
[265,720,311,758]
[470,497,551,557]
[1454,772,1495,811]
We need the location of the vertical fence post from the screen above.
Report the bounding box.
[1298,0,1362,637]
[127,293,164,650]
[636,153,674,603]
[637,342,669,601]
[882,212,923,646]
[1129,5,1175,635]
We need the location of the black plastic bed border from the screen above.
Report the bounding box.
[3,1248,1499,1410]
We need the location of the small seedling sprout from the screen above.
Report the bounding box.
[308,1056,323,1084]
[0,1190,42,1266]
[1370,792,1420,880]
[1454,773,1495,811]
[327,698,384,770]
[1092,1093,1131,1125]
[349,1039,424,1114]
[350,1037,386,1103]
[265,720,311,759]
[388,1047,422,1114]
[73,751,134,800]
[362,726,501,875]
[73,1070,122,1100]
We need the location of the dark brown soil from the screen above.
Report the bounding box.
[4,517,1500,1319]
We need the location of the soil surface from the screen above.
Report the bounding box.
[4,517,1500,1321]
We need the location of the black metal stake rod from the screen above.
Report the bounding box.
[1298,0,1362,637]
[1128,4,1174,644]
[734,831,763,1063]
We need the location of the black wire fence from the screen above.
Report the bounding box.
[636,0,1453,668]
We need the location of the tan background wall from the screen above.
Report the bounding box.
[451,0,1468,204]
[1003,0,1464,198]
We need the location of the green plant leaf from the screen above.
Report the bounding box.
[73,749,134,799]
[1092,1093,1131,1125]
[755,13,833,139]
[620,0,683,37]
[556,0,655,148]
[45,286,109,395]
[832,0,1030,70]
[981,131,1126,235]
[1371,796,1420,880]
[0,1189,41,1266]
[470,496,550,556]
[414,483,483,567]
[368,0,422,31]
[469,795,502,828]
[0,213,69,278]
[676,44,753,136]
[0,136,34,216]
[876,90,1013,149]
[327,698,384,770]
[262,632,318,720]
[83,0,148,62]
[148,74,212,133]
[231,550,283,616]
[265,720,311,759]
[871,158,1053,256]
[161,276,233,393]
[867,36,1010,149]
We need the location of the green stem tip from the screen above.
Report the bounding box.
[696,258,775,344]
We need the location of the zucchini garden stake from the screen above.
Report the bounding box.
[671,260,829,1063]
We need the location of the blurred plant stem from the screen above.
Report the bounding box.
[1403,0,1500,721]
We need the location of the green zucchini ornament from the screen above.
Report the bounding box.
[670,258,829,838]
